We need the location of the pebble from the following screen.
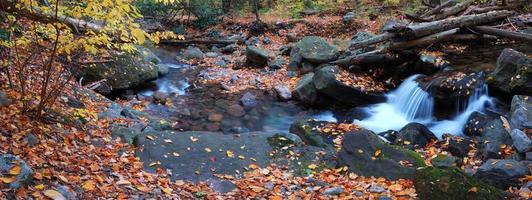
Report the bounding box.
[323,187,344,195]
[264,182,275,190]
[369,185,386,193]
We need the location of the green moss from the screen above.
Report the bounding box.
[393,146,426,167]
[415,167,507,200]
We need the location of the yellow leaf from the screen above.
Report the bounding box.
[82,180,96,191]
[161,187,173,194]
[44,190,66,200]
[308,164,317,170]
[9,165,21,175]
[131,28,145,44]
[35,184,45,190]
[0,176,16,183]
[374,149,382,157]
[226,150,234,158]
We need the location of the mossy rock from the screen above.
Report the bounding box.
[289,119,334,148]
[415,167,508,200]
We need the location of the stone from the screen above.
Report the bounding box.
[157,64,170,76]
[263,37,272,45]
[66,96,85,109]
[274,85,292,101]
[313,65,385,106]
[431,154,461,168]
[0,91,10,106]
[208,113,224,122]
[221,44,238,53]
[181,46,205,60]
[473,159,530,189]
[227,104,245,117]
[215,60,227,67]
[342,12,356,24]
[377,130,398,142]
[292,73,320,106]
[296,36,339,64]
[415,167,507,200]
[464,111,494,137]
[369,185,386,193]
[147,119,172,131]
[324,187,344,195]
[246,46,269,67]
[446,137,472,158]
[487,48,532,95]
[0,154,33,189]
[510,129,532,153]
[478,118,513,161]
[111,124,142,144]
[510,95,532,130]
[240,92,258,108]
[264,182,275,190]
[338,129,425,180]
[395,123,437,149]
[268,59,286,70]
[56,185,78,200]
[205,52,218,58]
[23,133,39,147]
[79,50,158,94]
[419,72,485,110]
[289,119,335,148]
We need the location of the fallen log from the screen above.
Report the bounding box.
[431,0,475,20]
[330,50,401,67]
[472,26,532,44]
[160,39,237,45]
[348,32,396,51]
[420,0,456,18]
[402,10,513,38]
[387,28,460,50]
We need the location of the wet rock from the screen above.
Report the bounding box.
[431,154,461,168]
[395,123,437,149]
[394,53,446,79]
[338,129,425,180]
[419,72,485,110]
[342,12,356,24]
[181,46,205,60]
[0,91,10,106]
[473,159,530,189]
[324,187,344,195]
[301,62,316,74]
[268,59,286,70]
[152,91,168,104]
[464,111,495,137]
[157,64,170,76]
[313,65,385,107]
[147,119,172,131]
[488,48,532,95]
[377,130,398,142]
[446,137,472,158]
[66,96,85,109]
[205,52,218,58]
[246,46,269,67]
[79,51,158,94]
[240,92,257,108]
[415,167,507,200]
[274,85,292,101]
[369,185,386,193]
[274,132,303,144]
[477,118,513,160]
[510,129,532,153]
[296,36,339,64]
[221,44,238,54]
[208,113,224,122]
[111,124,142,144]
[0,154,33,189]
[289,119,334,148]
[134,131,275,182]
[136,45,161,64]
[98,103,123,119]
[510,95,532,130]
[227,104,245,117]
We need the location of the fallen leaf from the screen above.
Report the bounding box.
[308,164,317,170]
[35,184,45,190]
[468,187,477,193]
[226,150,234,158]
[0,176,16,183]
[44,190,66,200]
[9,165,21,175]
[82,180,96,191]
[205,148,212,153]
[146,135,155,140]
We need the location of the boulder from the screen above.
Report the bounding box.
[415,167,508,200]
[268,59,286,70]
[510,95,532,130]
[446,137,473,158]
[274,85,292,101]
[464,112,495,137]
[287,46,303,70]
[289,119,335,148]
[292,73,321,106]
[431,154,462,168]
[245,46,269,67]
[296,36,339,64]
[181,46,205,60]
[157,64,170,77]
[394,53,446,79]
[0,154,33,189]
[80,51,158,94]
[205,52,218,58]
[136,45,161,64]
[313,65,385,106]
[0,91,11,106]
[510,129,532,153]
[473,159,530,189]
[338,129,425,180]
[476,118,513,161]
[487,48,532,95]
[395,123,437,149]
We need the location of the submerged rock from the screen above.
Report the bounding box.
[0,154,33,189]
[488,48,532,96]
[510,95,532,130]
[473,159,530,189]
[415,167,508,200]
[181,46,205,60]
[338,129,425,180]
[395,123,437,149]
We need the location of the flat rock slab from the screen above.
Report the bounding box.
[134,131,275,182]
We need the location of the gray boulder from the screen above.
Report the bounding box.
[80,51,158,94]
[292,73,321,106]
[510,129,532,153]
[274,85,292,101]
[478,118,513,161]
[0,154,33,189]
[487,48,532,95]
[313,65,385,106]
[296,36,339,64]
[395,123,437,149]
[0,91,11,106]
[510,95,532,130]
[473,159,530,189]
[181,46,205,60]
[338,129,425,180]
[246,46,269,67]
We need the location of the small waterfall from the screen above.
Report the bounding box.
[355,74,493,138]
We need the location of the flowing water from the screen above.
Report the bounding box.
[355,75,493,138]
